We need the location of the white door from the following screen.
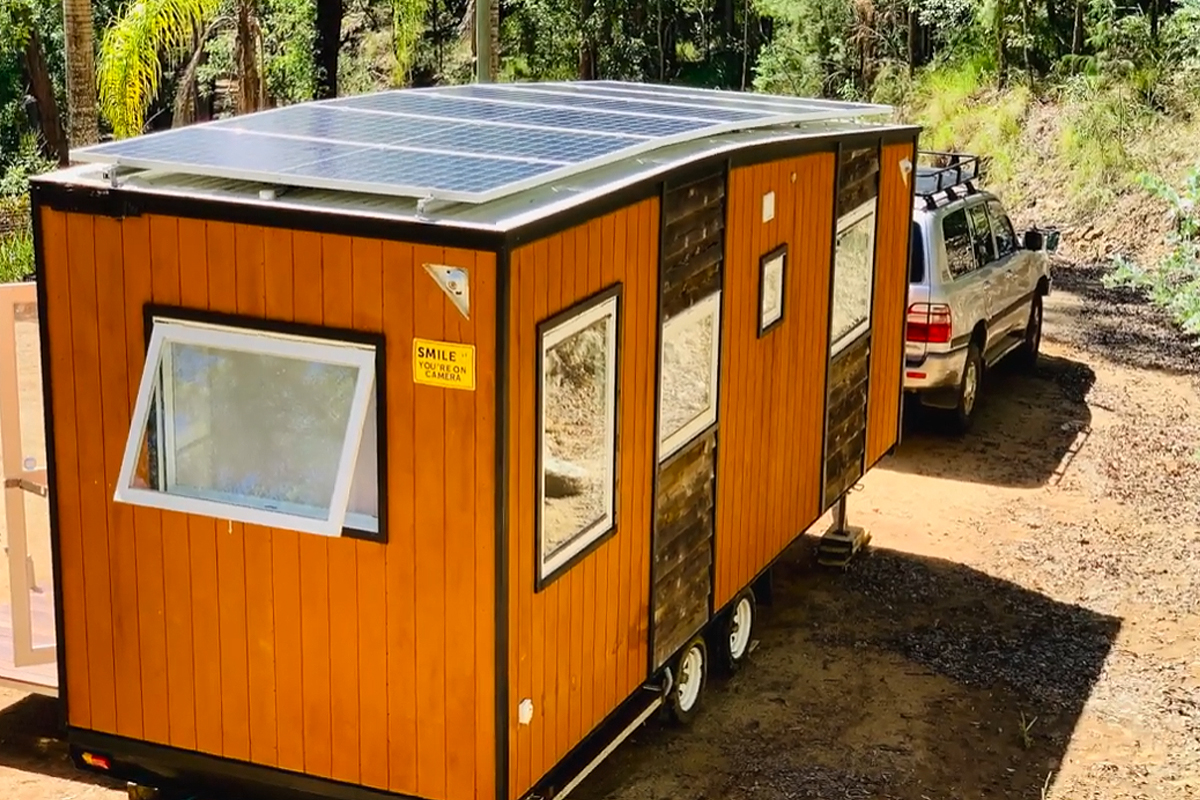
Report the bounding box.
[0,282,56,676]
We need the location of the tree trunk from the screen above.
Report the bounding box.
[1021,0,1033,82]
[236,0,262,114]
[22,25,68,166]
[315,0,343,99]
[1150,0,1159,43]
[489,0,499,79]
[1071,0,1084,55]
[995,0,1006,85]
[580,0,596,79]
[61,0,99,150]
[907,6,918,75]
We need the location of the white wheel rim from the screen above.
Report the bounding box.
[962,360,978,414]
[729,597,753,660]
[676,646,704,712]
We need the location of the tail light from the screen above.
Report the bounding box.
[906,303,952,343]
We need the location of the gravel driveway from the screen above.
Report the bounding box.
[0,259,1195,800]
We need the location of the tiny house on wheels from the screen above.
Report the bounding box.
[30,81,918,800]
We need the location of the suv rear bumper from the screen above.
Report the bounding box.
[903,345,967,403]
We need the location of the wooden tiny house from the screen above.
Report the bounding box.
[30,81,918,800]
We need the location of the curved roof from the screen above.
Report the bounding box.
[68,81,893,206]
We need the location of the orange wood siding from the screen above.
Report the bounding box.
[507,199,659,798]
[42,209,496,800]
[714,154,836,608]
[866,140,917,467]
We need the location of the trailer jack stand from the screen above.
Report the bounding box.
[817,497,871,568]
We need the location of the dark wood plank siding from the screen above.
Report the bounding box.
[822,335,870,507]
[662,170,725,318]
[507,198,659,799]
[652,433,716,668]
[715,153,836,608]
[42,210,496,800]
[866,141,917,466]
[650,169,725,669]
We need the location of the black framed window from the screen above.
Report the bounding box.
[758,244,787,336]
[536,284,621,586]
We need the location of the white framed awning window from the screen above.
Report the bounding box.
[659,290,721,461]
[115,317,380,538]
[830,197,878,355]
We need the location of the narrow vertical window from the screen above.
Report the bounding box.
[659,290,721,459]
[759,245,787,335]
[537,285,620,584]
[830,198,877,353]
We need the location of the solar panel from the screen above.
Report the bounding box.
[72,81,891,205]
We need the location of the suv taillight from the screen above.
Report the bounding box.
[907,303,952,343]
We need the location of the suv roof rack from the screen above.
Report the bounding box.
[914,150,989,210]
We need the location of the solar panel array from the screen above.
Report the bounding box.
[72,81,890,205]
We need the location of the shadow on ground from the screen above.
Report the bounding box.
[1046,261,1198,376]
[576,540,1122,800]
[885,351,1096,489]
[0,691,121,791]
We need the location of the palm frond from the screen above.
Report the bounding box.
[97,0,222,138]
[392,0,428,85]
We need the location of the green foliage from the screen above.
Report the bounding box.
[751,0,854,97]
[1104,167,1200,339]
[0,0,67,167]
[97,0,221,137]
[259,0,316,104]
[0,223,34,284]
[0,134,55,197]
[906,54,1029,188]
[391,0,427,84]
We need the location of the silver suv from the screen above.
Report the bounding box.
[904,153,1058,431]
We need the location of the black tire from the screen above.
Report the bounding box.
[665,635,708,725]
[948,340,983,434]
[1016,294,1043,372]
[715,590,756,676]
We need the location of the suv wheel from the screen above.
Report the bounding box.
[949,341,982,433]
[1017,294,1043,372]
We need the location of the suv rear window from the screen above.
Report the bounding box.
[942,208,977,279]
[909,221,924,283]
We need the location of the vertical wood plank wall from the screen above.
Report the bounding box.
[866,140,917,467]
[507,198,659,798]
[714,153,836,609]
[41,209,496,800]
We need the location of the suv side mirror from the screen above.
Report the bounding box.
[1023,229,1044,251]
[1045,229,1060,253]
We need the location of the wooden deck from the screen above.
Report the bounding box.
[0,589,58,695]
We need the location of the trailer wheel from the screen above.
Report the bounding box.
[666,636,707,725]
[716,590,756,675]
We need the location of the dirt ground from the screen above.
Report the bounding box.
[0,259,1195,799]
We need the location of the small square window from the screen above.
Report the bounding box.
[759,245,787,336]
[831,198,877,354]
[115,316,381,538]
[537,285,620,585]
[659,291,721,460]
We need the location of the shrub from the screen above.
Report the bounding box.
[1103,166,1200,339]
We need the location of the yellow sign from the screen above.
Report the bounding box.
[412,338,476,390]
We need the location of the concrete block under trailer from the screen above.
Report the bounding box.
[29,81,918,800]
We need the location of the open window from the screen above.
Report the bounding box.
[830,197,877,354]
[115,315,382,539]
[659,290,721,460]
[537,285,620,586]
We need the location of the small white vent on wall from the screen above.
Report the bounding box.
[762,191,776,223]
